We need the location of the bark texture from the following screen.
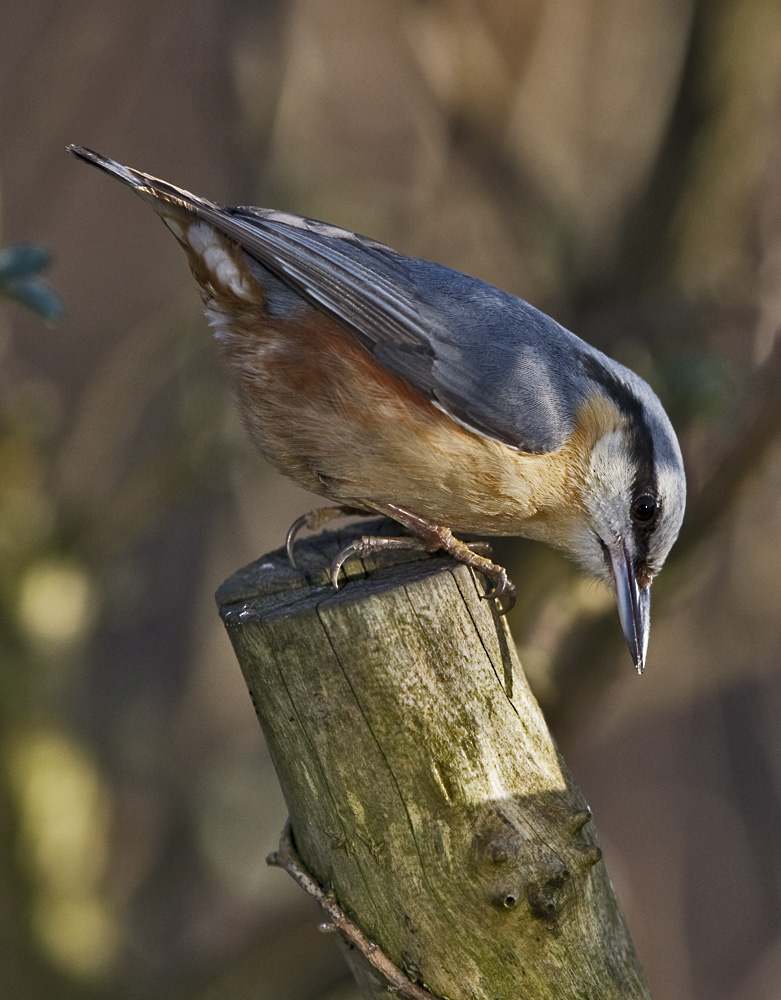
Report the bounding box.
[216,521,652,999]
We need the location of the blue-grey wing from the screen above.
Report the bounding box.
[206,205,596,453]
[64,147,598,453]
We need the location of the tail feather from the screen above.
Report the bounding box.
[66,145,222,221]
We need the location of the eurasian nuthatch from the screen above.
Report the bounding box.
[68,146,686,673]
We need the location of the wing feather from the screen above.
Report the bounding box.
[68,146,596,453]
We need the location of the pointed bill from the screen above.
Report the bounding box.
[609,544,651,673]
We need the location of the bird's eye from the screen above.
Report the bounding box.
[631,494,658,524]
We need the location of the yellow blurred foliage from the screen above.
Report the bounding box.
[5,727,119,979]
[16,560,98,648]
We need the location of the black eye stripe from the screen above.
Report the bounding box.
[579,354,660,568]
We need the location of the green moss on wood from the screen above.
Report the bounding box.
[217,523,652,999]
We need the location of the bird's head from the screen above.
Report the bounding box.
[568,372,686,673]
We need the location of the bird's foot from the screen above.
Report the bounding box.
[330,535,434,588]
[422,524,515,614]
[287,504,513,613]
[286,505,371,566]
[329,530,496,589]
[367,503,516,614]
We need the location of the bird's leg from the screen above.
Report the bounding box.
[387,505,515,612]
[286,505,372,566]
[330,535,436,588]
[331,502,515,613]
[329,534,494,588]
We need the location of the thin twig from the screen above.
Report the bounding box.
[267,821,437,1000]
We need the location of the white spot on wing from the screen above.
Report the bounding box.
[262,210,310,229]
[261,210,357,240]
[236,206,395,252]
[186,222,252,299]
[186,221,213,253]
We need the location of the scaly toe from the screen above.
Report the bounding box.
[466,541,493,557]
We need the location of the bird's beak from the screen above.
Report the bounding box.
[609,544,650,674]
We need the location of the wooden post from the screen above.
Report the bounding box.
[216,521,652,999]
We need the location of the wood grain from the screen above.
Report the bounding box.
[216,521,651,998]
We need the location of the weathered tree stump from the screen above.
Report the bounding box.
[216,520,652,999]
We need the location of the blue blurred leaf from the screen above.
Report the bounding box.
[1,277,63,322]
[0,243,53,280]
[0,242,62,322]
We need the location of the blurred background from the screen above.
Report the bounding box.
[2,1,780,997]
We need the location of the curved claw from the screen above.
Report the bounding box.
[329,535,428,591]
[330,543,359,590]
[480,572,517,615]
[286,514,309,568]
[494,590,517,615]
